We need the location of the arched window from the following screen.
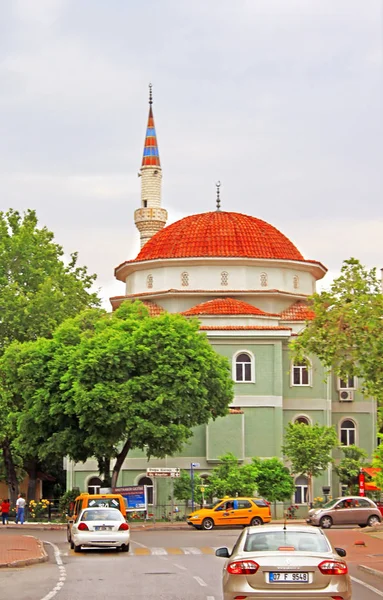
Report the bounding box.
[295,475,308,504]
[234,351,254,382]
[338,376,357,390]
[291,359,312,386]
[181,272,189,287]
[340,419,356,446]
[87,476,102,495]
[295,416,310,426]
[221,271,229,286]
[146,274,153,289]
[260,272,268,287]
[293,275,299,289]
[138,475,154,505]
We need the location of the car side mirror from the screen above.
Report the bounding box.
[335,547,347,557]
[215,547,230,558]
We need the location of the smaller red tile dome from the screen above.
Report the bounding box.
[280,301,315,321]
[133,211,304,262]
[182,298,279,317]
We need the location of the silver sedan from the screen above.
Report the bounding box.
[215,524,351,599]
[70,507,130,553]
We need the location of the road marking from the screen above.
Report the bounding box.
[194,576,207,587]
[39,542,66,600]
[181,547,202,554]
[206,597,215,600]
[151,547,167,555]
[131,539,149,549]
[351,576,383,597]
[165,547,184,554]
[174,563,187,570]
[132,547,151,555]
[200,546,215,554]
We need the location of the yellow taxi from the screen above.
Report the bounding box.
[187,497,271,530]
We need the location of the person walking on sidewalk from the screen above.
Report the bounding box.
[1,499,10,525]
[15,494,26,524]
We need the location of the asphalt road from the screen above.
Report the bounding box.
[1,528,382,600]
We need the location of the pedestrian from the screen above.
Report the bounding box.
[15,494,26,524]
[1,498,10,525]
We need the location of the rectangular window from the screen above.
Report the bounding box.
[293,368,301,385]
[295,486,308,504]
[244,364,251,381]
[293,366,309,386]
[236,364,243,381]
[339,376,356,389]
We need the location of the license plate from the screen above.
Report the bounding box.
[95,526,112,531]
[269,572,308,583]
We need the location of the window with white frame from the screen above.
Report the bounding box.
[181,271,189,287]
[295,415,310,425]
[295,475,308,504]
[340,419,356,446]
[87,476,102,495]
[292,360,311,386]
[234,352,254,382]
[338,376,357,390]
[260,272,268,287]
[221,271,229,286]
[138,475,154,504]
[146,274,153,289]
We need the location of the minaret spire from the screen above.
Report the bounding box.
[216,181,221,211]
[134,85,168,248]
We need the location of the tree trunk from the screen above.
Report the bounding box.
[2,439,19,504]
[111,440,131,489]
[25,459,38,503]
[97,456,112,488]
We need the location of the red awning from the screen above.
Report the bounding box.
[361,467,381,491]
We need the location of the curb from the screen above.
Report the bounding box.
[358,564,383,580]
[0,539,48,569]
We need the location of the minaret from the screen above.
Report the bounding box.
[134,84,168,248]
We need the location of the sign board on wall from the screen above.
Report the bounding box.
[113,485,147,512]
[146,467,181,478]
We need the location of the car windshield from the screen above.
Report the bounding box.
[244,531,331,553]
[87,498,121,509]
[81,510,122,521]
[322,498,341,509]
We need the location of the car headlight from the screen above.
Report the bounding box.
[190,515,200,520]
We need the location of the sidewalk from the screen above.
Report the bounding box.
[0,534,47,568]
[326,527,383,580]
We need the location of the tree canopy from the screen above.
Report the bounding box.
[291,258,383,422]
[253,457,295,503]
[1,301,234,492]
[0,209,100,500]
[282,423,338,503]
[334,445,368,494]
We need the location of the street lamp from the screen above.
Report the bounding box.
[190,462,200,512]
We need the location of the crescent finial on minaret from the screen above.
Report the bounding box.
[216,181,221,211]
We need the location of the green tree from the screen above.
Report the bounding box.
[2,302,234,492]
[254,457,295,508]
[173,470,203,508]
[0,209,99,501]
[291,258,383,425]
[334,445,368,494]
[207,453,258,498]
[282,423,338,504]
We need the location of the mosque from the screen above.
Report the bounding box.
[66,88,377,514]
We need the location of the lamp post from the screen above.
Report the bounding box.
[190,462,200,512]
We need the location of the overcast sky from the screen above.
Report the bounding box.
[1,0,382,307]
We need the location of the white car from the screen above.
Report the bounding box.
[70,507,130,553]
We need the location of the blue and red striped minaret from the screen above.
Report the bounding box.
[142,84,161,167]
[134,84,167,248]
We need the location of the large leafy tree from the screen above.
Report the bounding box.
[291,258,383,424]
[207,453,258,498]
[0,209,99,501]
[334,445,368,494]
[2,302,234,492]
[282,423,338,504]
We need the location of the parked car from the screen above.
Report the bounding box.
[187,497,271,530]
[215,524,351,600]
[307,496,381,529]
[69,507,130,553]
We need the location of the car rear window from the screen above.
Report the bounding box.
[252,499,269,507]
[82,510,122,521]
[87,498,121,510]
[244,531,331,553]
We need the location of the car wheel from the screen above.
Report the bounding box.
[70,540,74,550]
[202,517,214,531]
[250,517,263,526]
[74,544,82,553]
[320,516,333,529]
[121,544,130,552]
[367,515,380,527]
[359,524,367,528]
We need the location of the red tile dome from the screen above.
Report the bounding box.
[133,211,304,262]
[181,298,279,317]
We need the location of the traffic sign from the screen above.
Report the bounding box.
[146,467,181,478]
[191,462,200,468]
